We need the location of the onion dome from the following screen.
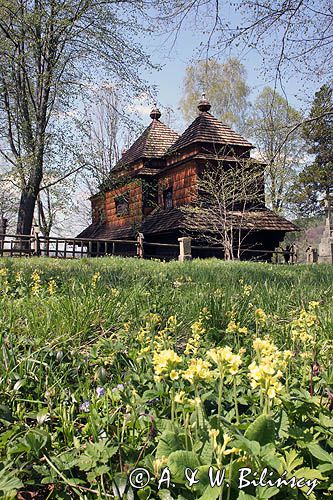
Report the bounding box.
[150,103,161,120]
[198,93,211,112]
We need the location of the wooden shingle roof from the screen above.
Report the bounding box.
[141,207,298,234]
[168,111,253,153]
[114,118,179,169]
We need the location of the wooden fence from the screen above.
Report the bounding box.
[0,233,299,263]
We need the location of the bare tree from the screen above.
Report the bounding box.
[154,1,333,83]
[246,87,305,213]
[185,159,265,260]
[36,178,76,237]
[77,84,139,194]
[0,0,158,237]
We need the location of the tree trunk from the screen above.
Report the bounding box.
[16,187,37,236]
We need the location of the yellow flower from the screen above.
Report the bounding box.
[170,370,180,381]
[255,308,267,325]
[209,429,219,450]
[191,320,206,336]
[174,391,186,403]
[183,358,213,383]
[248,358,284,399]
[153,456,168,476]
[208,346,242,376]
[47,278,57,295]
[153,349,182,379]
[226,321,248,336]
[242,284,253,296]
[91,272,101,289]
[31,270,42,295]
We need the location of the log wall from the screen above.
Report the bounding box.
[158,161,197,207]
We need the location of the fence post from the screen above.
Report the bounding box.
[0,217,7,255]
[306,246,318,264]
[137,233,144,258]
[178,237,192,262]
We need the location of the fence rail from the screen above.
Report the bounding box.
[0,232,302,263]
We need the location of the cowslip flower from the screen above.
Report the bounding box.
[255,308,267,325]
[153,349,182,380]
[208,346,242,376]
[183,358,213,383]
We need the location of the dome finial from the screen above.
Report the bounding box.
[198,93,211,112]
[150,103,161,120]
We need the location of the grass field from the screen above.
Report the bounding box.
[0,257,332,499]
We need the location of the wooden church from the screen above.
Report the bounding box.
[77,96,297,259]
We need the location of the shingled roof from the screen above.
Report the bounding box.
[141,207,298,235]
[168,111,253,153]
[114,108,179,169]
[76,222,135,240]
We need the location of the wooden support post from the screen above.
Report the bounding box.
[137,233,144,258]
[306,246,318,264]
[112,242,115,255]
[0,217,7,255]
[178,237,192,262]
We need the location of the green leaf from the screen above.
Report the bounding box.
[307,443,333,464]
[138,486,151,500]
[158,490,174,500]
[0,469,23,495]
[293,468,326,481]
[276,410,289,439]
[237,492,256,500]
[256,486,280,499]
[232,436,260,457]
[22,429,51,456]
[156,431,187,459]
[167,451,201,483]
[244,415,275,446]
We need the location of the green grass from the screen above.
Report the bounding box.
[0,257,332,499]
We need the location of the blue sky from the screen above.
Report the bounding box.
[133,7,322,133]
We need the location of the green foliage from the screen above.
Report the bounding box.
[180,58,250,130]
[246,86,304,214]
[294,84,333,216]
[0,257,332,498]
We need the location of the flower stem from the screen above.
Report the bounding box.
[233,378,239,424]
